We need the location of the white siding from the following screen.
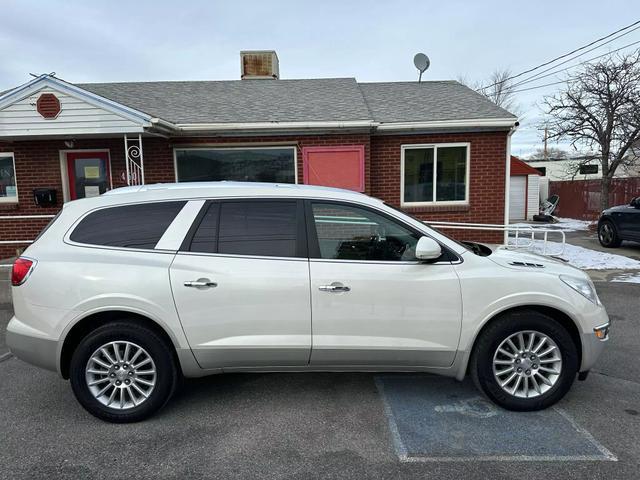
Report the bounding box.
[509,176,526,221]
[526,174,540,220]
[0,87,143,137]
[539,176,549,202]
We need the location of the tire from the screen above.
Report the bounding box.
[598,220,622,248]
[69,321,178,423]
[470,310,579,411]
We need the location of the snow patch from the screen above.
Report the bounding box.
[610,272,640,284]
[506,239,640,270]
[510,217,594,232]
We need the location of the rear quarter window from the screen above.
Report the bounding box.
[69,201,186,249]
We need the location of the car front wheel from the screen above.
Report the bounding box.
[69,321,178,423]
[470,310,579,411]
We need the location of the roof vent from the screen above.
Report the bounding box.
[240,50,279,79]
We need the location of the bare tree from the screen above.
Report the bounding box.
[458,68,519,113]
[543,50,640,210]
[527,146,569,160]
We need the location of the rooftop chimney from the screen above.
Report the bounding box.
[240,50,279,79]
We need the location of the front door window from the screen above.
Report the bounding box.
[66,151,111,200]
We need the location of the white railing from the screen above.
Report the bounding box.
[425,221,567,256]
[124,134,145,186]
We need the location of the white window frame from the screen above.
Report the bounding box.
[173,146,298,184]
[0,152,18,203]
[400,142,470,207]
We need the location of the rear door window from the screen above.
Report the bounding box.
[185,200,305,258]
[70,201,186,249]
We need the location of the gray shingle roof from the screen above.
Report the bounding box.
[76,78,516,125]
[78,78,371,124]
[359,81,516,123]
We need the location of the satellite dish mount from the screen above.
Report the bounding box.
[413,53,430,83]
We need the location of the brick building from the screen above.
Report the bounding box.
[0,51,517,258]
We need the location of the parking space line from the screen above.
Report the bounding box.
[375,375,618,463]
[0,352,13,362]
[374,376,409,459]
[554,407,618,461]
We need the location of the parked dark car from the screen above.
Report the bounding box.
[598,197,640,247]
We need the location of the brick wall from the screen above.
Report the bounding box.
[370,131,508,243]
[0,138,128,258]
[0,130,507,258]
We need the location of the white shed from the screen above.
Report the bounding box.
[509,156,541,221]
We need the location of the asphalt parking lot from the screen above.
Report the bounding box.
[1,279,639,479]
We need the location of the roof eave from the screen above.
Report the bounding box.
[375,118,519,132]
[175,120,376,134]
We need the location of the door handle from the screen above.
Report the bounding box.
[318,282,351,293]
[184,279,218,289]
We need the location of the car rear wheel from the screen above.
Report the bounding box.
[598,220,621,248]
[69,321,178,423]
[470,310,578,411]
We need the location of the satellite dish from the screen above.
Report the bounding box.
[413,53,430,83]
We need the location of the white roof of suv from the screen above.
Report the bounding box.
[100,181,378,204]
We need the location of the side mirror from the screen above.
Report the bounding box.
[415,236,442,261]
[631,197,640,208]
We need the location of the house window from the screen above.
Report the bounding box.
[401,144,469,205]
[579,164,598,175]
[175,147,296,184]
[0,153,18,203]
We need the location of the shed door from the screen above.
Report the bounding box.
[526,175,540,220]
[509,176,526,221]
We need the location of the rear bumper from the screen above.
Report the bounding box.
[6,317,58,373]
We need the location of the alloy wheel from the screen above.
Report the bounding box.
[492,330,562,398]
[85,341,157,410]
[599,224,614,244]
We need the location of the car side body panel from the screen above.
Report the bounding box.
[6,182,609,384]
[308,260,462,367]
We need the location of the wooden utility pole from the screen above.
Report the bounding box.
[543,126,548,160]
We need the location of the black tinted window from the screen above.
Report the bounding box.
[218,201,298,257]
[188,203,220,253]
[70,202,186,249]
[311,203,420,261]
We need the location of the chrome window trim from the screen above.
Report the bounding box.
[175,251,308,263]
[309,258,462,266]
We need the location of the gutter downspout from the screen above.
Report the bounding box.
[503,122,520,244]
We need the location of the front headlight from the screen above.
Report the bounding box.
[560,275,601,305]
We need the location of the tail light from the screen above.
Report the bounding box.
[11,257,36,286]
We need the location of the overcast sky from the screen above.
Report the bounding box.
[1,0,638,156]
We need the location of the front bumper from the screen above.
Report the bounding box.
[579,319,610,373]
[6,317,58,373]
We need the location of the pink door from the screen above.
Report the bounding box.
[302,145,365,192]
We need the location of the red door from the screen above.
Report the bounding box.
[302,145,365,192]
[66,151,111,200]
